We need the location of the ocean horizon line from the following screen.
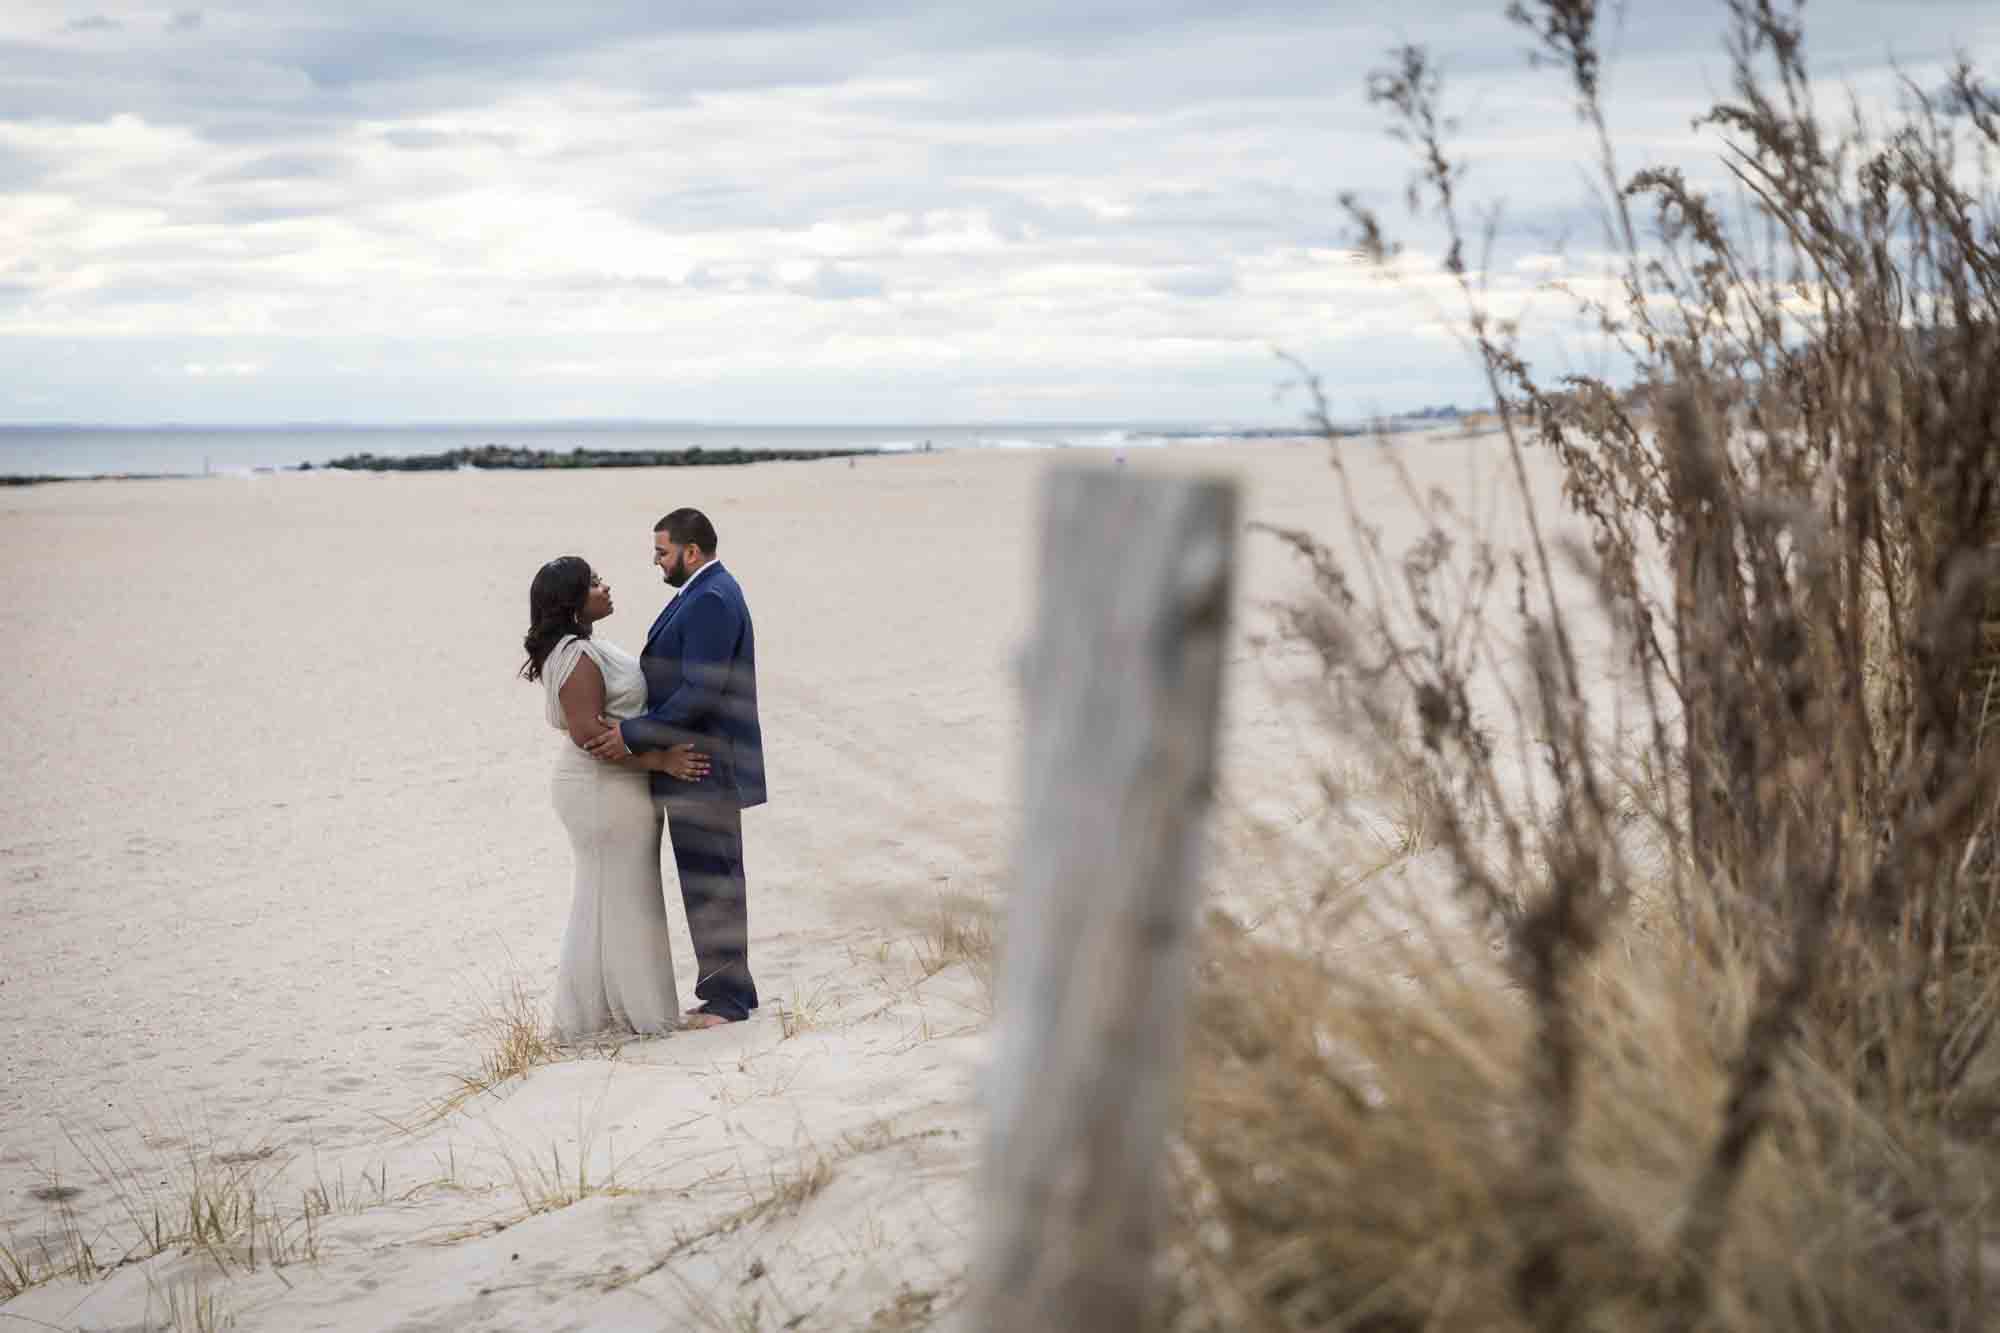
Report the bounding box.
[0,417,1301,434]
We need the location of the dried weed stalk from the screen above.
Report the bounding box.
[1169,2,2000,1329]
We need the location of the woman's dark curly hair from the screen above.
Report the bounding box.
[520,556,594,682]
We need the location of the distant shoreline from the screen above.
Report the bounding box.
[2,470,188,487]
[0,422,1471,486]
[1,443,885,486]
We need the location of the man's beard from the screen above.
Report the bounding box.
[663,553,691,587]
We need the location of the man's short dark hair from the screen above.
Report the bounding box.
[655,508,719,554]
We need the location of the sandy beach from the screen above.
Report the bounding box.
[0,434,1578,1330]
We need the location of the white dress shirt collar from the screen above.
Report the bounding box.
[672,557,722,599]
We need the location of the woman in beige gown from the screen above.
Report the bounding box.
[521,557,706,1040]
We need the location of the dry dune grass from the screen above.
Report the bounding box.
[0,1188,102,1299]
[1162,2,2000,1329]
[152,1273,233,1333]
[1,1132,325,1307]
[417,972,569,1126]
[911,890,997,990]
[1164,905,1979,1331]
[454,974,565,1093]
[1,972,570,1310]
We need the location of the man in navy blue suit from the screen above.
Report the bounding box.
[583,507,763,1028]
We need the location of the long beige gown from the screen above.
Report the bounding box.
[541,634,680,1040]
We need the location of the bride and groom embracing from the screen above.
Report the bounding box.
[519,507,763,1039]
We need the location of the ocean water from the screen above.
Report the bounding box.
[0,422,1298,480]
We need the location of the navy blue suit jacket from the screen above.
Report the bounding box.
[620,563,768,809]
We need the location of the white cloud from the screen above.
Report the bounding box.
[0,1,1994,421]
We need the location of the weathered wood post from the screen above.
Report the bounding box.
[968,467,1238,1332]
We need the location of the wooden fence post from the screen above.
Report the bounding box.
[968,466,1238,1332]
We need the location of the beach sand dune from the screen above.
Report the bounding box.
[1,436,1573,1328]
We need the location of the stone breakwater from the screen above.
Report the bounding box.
[312,442,881,471]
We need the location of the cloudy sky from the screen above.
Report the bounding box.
[0,2,1993,425]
